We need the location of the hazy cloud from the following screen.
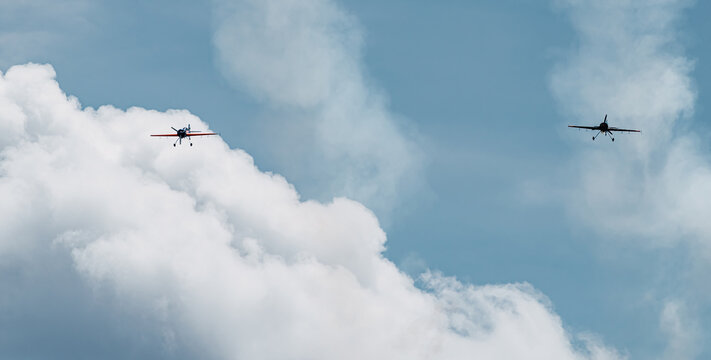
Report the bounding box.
[659,300,701,360]
[551,0,709,247]
[0,0,95,68]
[551,0,706,354]
[211,0,423,215]
[0,63,618,359]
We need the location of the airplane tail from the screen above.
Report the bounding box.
[603,114,607,123]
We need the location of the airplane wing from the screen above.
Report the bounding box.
[150,134,179,137]
[187,132,219,136]
[568,125,599,130]
[608,127,640,133]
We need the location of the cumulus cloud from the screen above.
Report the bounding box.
[0,63,618,359]
[550,0,711,248]
[211,0,423,215]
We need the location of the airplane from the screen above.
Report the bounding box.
[150,124,219,146]
[568,114,640,141]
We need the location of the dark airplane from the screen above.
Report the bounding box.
[150,124,219,146]
[568,114,640,141]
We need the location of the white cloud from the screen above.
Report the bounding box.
[0,63,619,359]
[211,0,423,215]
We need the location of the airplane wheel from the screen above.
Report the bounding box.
[173,144,176,147]
[612,138,615,142]
[190,143,193,146]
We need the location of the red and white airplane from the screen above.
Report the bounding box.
[150,124,218,146]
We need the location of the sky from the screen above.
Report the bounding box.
[1,0,710,359]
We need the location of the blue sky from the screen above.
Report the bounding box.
[2,0,710,358]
